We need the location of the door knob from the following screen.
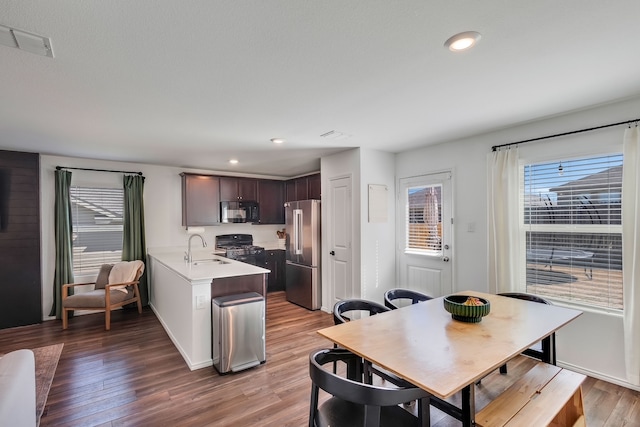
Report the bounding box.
[442,256,450,262]
[330,251,335,256]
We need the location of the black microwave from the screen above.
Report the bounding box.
[220,200,260,223]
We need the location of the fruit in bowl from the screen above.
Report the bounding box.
[444,295,490,323]
[462,296,484,306]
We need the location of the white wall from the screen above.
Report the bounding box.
[39,155,285,320]
[395,132,489,295]
[320,148,361,310]
[359,149,396,304]
[319,147,396,308]
[395,95,640,390]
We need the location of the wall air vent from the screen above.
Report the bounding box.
[0,24,53,57]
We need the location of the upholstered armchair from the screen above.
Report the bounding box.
[62,260,144,330]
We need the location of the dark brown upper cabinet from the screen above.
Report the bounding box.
[220,176,257,201]
[307,173,321,199]
[257,179,285,224]
[295,177,308,201]
[181,173,220,226]
[285,173,321,202]
[285,180,296,203]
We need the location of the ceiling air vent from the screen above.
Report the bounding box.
[320,130,352,140]
[0,24,53,57]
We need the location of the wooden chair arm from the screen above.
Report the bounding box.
[104,281,140,289]
[62,280,139,298]
[62,282,98,298]
[63,282,98,289]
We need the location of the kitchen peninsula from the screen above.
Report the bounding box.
[148,248,269,370]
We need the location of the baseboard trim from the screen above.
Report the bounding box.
[558,360,640,392]
[149,303,213,371]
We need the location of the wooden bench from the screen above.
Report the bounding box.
[476,362,586,427]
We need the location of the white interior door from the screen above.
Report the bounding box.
[396,172,453,297]
[329,175,353,307]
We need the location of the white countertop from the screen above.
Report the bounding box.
[148,247,270,282]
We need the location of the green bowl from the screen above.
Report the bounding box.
[443,295,491,323]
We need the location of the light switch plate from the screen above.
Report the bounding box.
[196,295,207,309]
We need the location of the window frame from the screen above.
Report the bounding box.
[516,152,623,312]
[70,184,124,280]
[400,173,450,258]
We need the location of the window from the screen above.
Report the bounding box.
[522,154,623,310]
[406,183,443,255]
[70,186,124,277]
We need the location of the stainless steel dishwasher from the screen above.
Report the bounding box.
[211,292,265,374]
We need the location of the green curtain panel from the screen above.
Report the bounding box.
[50,169,74,318]
[122,174,148,306]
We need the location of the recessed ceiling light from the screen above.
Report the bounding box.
[229,159,239,165]
[444,31,481,52]
[270,138,285,144]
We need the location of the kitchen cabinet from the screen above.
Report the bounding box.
[295,177,308,201]
[307,173,321,199]
[148,251,268,370]
[265,250,285,292]
[285,180,296,203]
[181,173,220,226]
[257,179,285,224]
[284,173,321,202]
[220,176,257,201]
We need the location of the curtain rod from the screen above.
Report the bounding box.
[491,117,640,152]
[56,166,143,176]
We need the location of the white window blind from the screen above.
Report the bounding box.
[522,154,623,310]
[406,184,442,254]
[70,186,123,277]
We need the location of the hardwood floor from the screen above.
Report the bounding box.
[0,291,638,426]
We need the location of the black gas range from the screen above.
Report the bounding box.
[215,234,265,266]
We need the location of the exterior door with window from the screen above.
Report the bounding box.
[397,172,452,297]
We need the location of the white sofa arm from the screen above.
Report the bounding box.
[0,349,36,427]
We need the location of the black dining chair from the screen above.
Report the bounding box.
[333,299,413,387]
[333,299,390,324]
[309,348,431,427]
[384,288,432,310]
[332,299,391,379]
[497,292,556,373]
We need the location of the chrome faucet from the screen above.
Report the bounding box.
[185,234,207,263]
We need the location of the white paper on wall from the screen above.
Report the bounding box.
[368,184,388,223]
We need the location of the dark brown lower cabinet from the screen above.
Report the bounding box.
[265,250,285,292]
[0,150,42,329]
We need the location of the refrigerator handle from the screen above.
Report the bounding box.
[293,208,303,255]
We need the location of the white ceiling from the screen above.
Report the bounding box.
[2,1,640,177]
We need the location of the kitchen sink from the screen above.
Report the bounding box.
[192,258,230,266]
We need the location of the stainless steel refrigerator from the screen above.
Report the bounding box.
[285,199,321,310]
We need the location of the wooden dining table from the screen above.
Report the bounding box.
[316,291,582,426]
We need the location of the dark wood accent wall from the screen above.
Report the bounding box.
[0,150,42,329]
